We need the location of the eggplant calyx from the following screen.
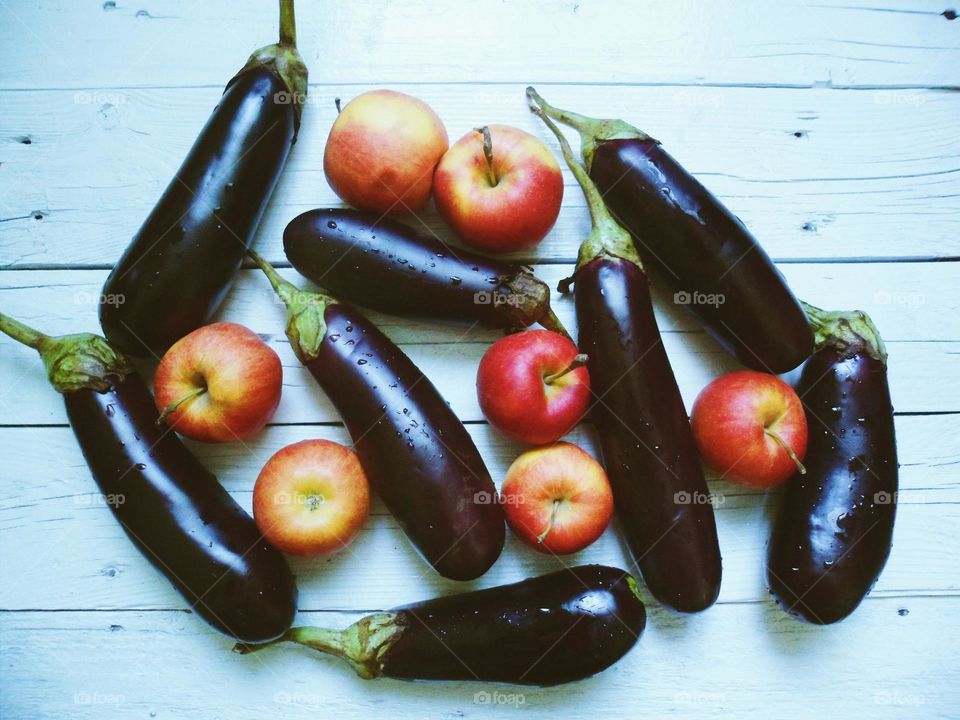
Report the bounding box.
[499,273,572,341]
[525,87,654,172]
[247,249,335,364]
[236,613,405,680]
[526,87,643,276]
[231,0,308,136]
[0,312,131,394]
[801,301,887,364]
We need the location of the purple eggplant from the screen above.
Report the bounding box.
[283,208,570,338]
[237,565,646,686]
[248,250,505,581]
[768,303,897,623]
[528,91,813,373]
[0,313,296,643]
[101,0,307,357]
[528,89,721,612]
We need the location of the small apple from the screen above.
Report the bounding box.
[501,443,613,555]
[253,439,370,557]
[691,370,808,488]
[433,124,563,253]
[154,322,282,443]
[323,89,449,214]
[477,330,590,445]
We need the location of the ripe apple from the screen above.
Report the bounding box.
[154,322,282,443]
[433,124,563,253]
[691,370,808,488]
[323,89,448,214]
[477,330,590,445]
[500,443,613,555]
[253,439,370,557]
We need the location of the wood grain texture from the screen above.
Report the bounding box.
[1,0,958,90]
[2,85,958,265]
[2,599,957,719]
[1,0,958,716]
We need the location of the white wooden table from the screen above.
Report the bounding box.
[1,1,958,717]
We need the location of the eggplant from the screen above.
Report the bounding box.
[0,313,296,643]
[100,0,308,357]
[283,208,570,338]
[237,564,645,685]
[248,250,505,581]
[528,90,722,612]
[527,90,813,373]
[768,303,897,624]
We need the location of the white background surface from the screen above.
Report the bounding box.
[1,1,958,718]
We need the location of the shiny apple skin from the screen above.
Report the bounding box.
[323,89,448,214]
[253,439,371,557]
[691,370,808,488]
[477,330,590,445]
[501,443,614,555]
[433,124,563,252]
[154,322,282,443]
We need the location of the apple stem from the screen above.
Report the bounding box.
[475,126,498,187]
[537,499,562,544]
[156,386,207,427]
[544,354,589,384]
[764,428,807,475]
[334,97,341,115]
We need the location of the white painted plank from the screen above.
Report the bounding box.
[2,598,957,719]
[1,264,957,426]
[1,1,957,90]
[0,415,956,612]
[3,85,958,266]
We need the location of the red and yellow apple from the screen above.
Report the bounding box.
[477,330,590,445]
[323,89,448,214]
[253,439,370,557]
[691,370,808,488]
[433,124,563,253]
[500,443,613,555]
[154,322,282,443]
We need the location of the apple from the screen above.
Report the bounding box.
[433,124,563,253]
[154,322,282,443]
[323,89,448,214]
[477,330,590,445]
[500,443,613,555]
[691,370,808,488]
[253,439,370,557]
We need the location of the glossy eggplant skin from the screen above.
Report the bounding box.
[382,565,646,685]
[101,67,295,357]
[304,302,505,580]
[589,139,813,373]
[283,208,553,329]
[767,348,897,624]
[65,374,297,643]
[576,256,722,612]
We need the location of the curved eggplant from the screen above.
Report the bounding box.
[101,0,307,357]
[0,313,297,643]
[283,208,569,337]
[528,89,813,373]
[248,251,505,581]
[237,565,646,686]
[768,304,897,624]
[528,89,722,612]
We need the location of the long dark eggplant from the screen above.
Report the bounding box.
[248,250,505,581]
[528,90,722,612]
[0,313,296,643]
[100,0,308,357]
[768,303,897,624]
[283,208,570,338]
[527,89,813,373]
[237,565,645,685]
